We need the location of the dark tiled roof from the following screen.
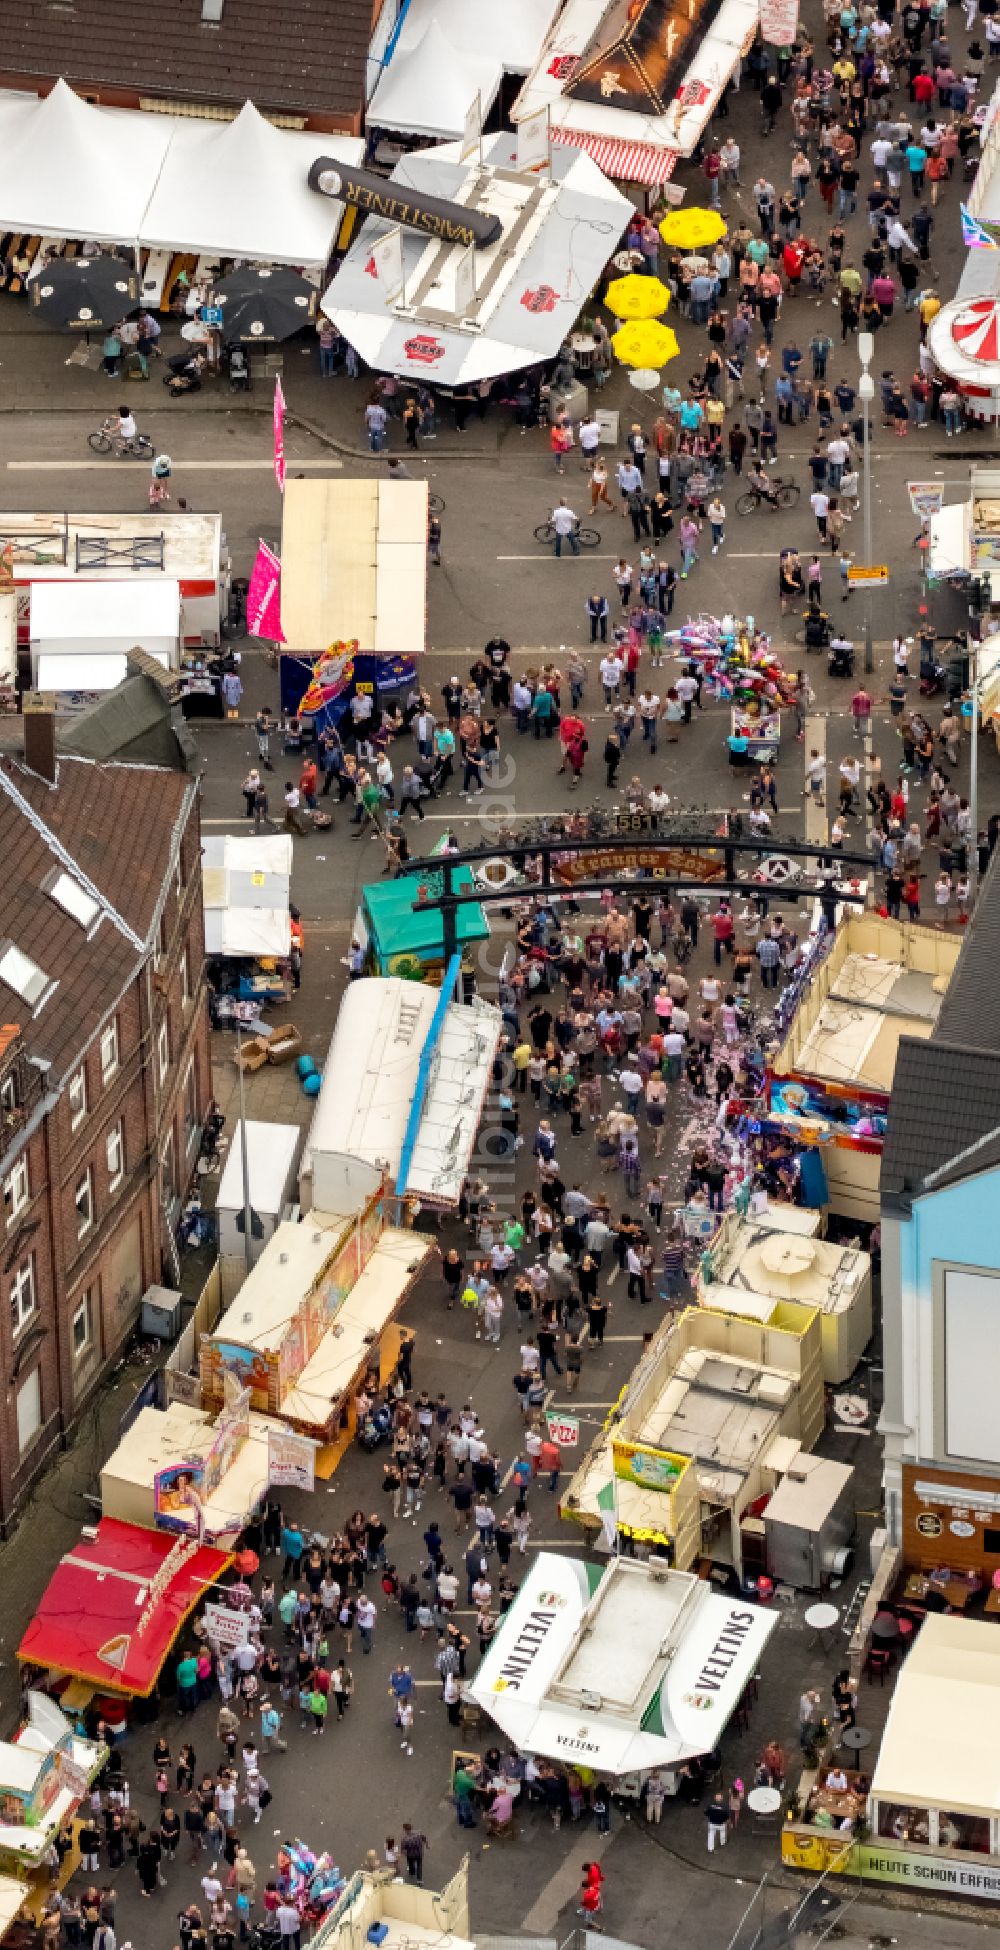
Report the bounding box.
[880,852,1000,1210]
[880,1040,1000,1208]
[9,1,375,119]
[4,754,190,941]
[0,756,191,1082]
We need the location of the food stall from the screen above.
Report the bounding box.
[199,1195,433,1471]
[0,510,229,665]
[357,866,489,984]
[766,913,961,1224]
[783,1616,1000,1902]
[299,973,501,1217]
[697,1207,873,1383]
[203,834,296,1021]
[29,579,180,706]
[18,1519,233,1709]
[468,1552,778,1787]
[560,1301,825,1579]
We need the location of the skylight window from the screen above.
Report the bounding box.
[48,871,99,931]
[0,944,52,1009]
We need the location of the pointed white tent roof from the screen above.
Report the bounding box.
[139,102,362,265]
[367,20,503,139]
[395,0,561,73]
[0,80,173,242]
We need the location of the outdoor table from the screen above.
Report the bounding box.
[804,1601,840,1652]
[747,1786,782,1814]
[871,1611,900,1642]
[569,332,597,371]
[841,1725,872,1753]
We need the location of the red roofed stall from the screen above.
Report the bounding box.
[17,1518,233,1699]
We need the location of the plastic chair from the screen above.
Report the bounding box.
[865,1647,893,1685]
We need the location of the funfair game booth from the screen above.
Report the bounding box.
[766,914,961,1225]
[0,510,229,660]
[468,1553,777,1795]
[277,478,426,722]
[561,1301,825,1582]
[18,1519,233,1723]
[200,1197,433,1474]
[98,1396,308,1547]
[783,1615,1000,1903]
[0,1695,104,1919]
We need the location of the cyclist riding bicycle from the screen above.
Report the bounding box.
[117,405,137,447]
[747,463,780,508]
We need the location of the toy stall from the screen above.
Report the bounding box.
[0,1695,104,1913]
[766,913,962,1224]
[203,834,297,1026]
[665,614,794,764]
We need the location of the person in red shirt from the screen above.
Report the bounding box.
[783,240,806,287]
[913,70,935,108]
[579,1864,605,1918]
[902,873,921,920]
[712,904,735,966]
[299,757,318,808]
[539,1439,562,1491]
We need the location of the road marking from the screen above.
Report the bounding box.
[495,552,621,562]
[521,1827,612,1933]
[6,457,343,472]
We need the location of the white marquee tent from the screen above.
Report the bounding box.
[367,21,503,141]
[390,0,562,74]
[0,82,363,266]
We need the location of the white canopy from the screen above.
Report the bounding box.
[367,21,503,139]
[0,84,363,266]
[140,104,362,266]
[872,1615,1000,1818]
[0,80,173,243]
[202,834,292,959]
[393,0,562,74]
[469,1552,778,1777]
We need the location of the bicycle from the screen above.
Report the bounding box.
[534,520,602,548]
[88,418,155,459]
[735,476,800,515]
[428,491,446,516]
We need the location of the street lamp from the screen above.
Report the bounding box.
[858,331,875,677]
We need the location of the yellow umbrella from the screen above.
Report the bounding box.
[659,207,728,250]
[604,272,671,321]
[611,319,680,368]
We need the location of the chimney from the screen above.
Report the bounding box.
[22,692,57,785]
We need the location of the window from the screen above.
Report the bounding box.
[16,1367,41,1454]
[48,872,99,931]
[9,1255,35,1335]
[3,1156,29,1225]
[100,1019,119,1085]
[183,1061,199,1154]
[106,1122,124,1192]
[161,1131,175,1206]
[157,1019,170,1085]
[75,1167,93,1239]
[156,910,168,965]
[0,1073,16,1114]
[175,849,185,898]
[72,1288,95,1359]
[68,1067,87,1131]
[181,946,191,1009]
[0,943,53,1012]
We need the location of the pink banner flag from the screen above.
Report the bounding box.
[246,541,284,641]
[273,376,286,493]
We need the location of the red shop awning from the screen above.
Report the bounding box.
[550,126,679,185]
[18,1518,233,1697]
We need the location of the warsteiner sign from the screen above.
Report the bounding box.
[308,161,503,251]
[552,845,727,885]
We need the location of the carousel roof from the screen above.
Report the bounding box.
[928,290,1000,386]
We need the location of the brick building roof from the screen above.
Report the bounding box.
[7,0,378,120]
[0,755,193,1083]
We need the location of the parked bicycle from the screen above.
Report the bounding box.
[735,475,800,516]
[88,418,155,459]
[533,518,602,548]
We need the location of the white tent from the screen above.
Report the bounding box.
[202,834,293,959]
[0,80,173,243]
[0,84,362,267]
[393,0,562,74]
[141,104,362,267]
[367,21,503,140]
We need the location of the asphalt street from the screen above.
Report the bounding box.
[3,33,1000,1950]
